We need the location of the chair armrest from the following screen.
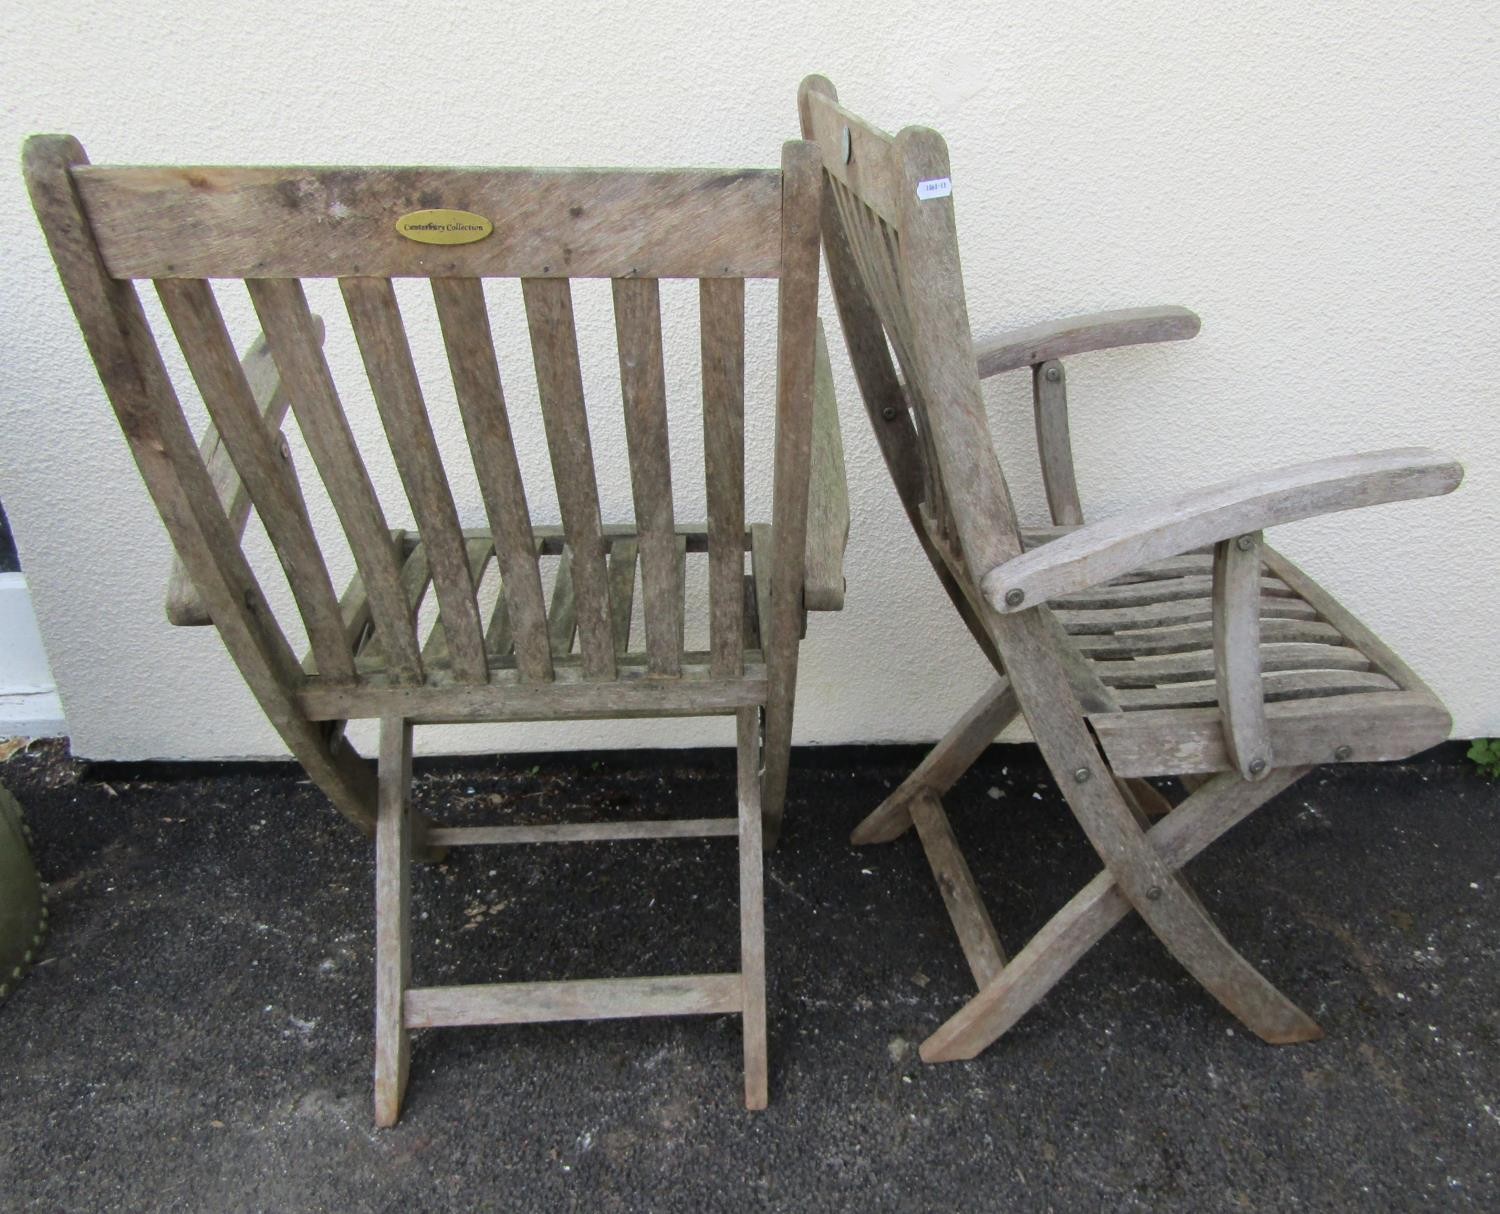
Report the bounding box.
[973,306,1201,379]
[803,321,849,611]
[164,317,323,625]
[981,447,1462,613]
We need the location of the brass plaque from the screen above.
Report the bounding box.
[394,208,493,245]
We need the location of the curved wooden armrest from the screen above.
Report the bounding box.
[982,447,1462,613]
[165,317,323,625]
[804,321,849,611]
[973,306,1201,379]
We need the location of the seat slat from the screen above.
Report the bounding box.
[522,278,616,680]
[1115,669,1400,711]
[431,276,554,684]
[157,279,354,681]
[1070,616,1346,658]
[247,277,423,683]
[1095,642,1373,687]
[341,277,488,684]
[613,277,681,676]
[1057,594,1318,635]
[1051,574,1294,610]
[701,277,747,677]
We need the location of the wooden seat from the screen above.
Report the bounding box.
[798,76,1460,1062]
[25,135,848,1119]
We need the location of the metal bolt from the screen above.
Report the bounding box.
[1334,745,1352,761]
[881,405,899,421]
[1004,588,1025,608]
[1072,766,1091,784]
[841,126,853,164]
[243,589,257,612]
[1146,885,1163,902]
[1248,756,1267,775]
[1235,534,1255,552]
[1044,365,1061,383]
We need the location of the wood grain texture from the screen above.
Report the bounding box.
[973,306,1201,378]
[1212,533,1272,779]
[156,279,353,679]
[77,165,784,280]
[431,276,553,682]
[522,278,616,680]
[248,276,423,684]
[985,448,1463,613]
[427,818,737,846]
[803,322,849,611]
[373,715,413,1126]
[612,277,681,675]
[737,705,768,1109]
[910,792,1006,987]
[404,974,743,1028]
[700,277,747,677]
[24,134,378,834]
[1031,360,1083,527]
[165,319,323,626]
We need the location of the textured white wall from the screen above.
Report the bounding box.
[1,1,1495,760]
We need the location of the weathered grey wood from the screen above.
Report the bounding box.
[427,818,737,847]
[613,277,682,675]
[909,793,1006,987]
[24,135,379,834]
[804,323,849,610]
[404,974,744,1029]
[1212,532,1272,779]
[701,277,746,677]
[342,277,488,683]
[1031,360,1084,527]
[760,141,823,848]
[76,165,785,280]
[749,525,775,673]
[1051,573,1294,610]
[1058,594,1317,635]
[422,538,493,670]
[165,319,324,627]
[248,277,424,684]
[357,541,431,673]
[851,679,1020,845]
[607,538,639,654]
[547,547,578,656]
[974,306,1202,379]
[1094,642,1372,687]
[522,278,616,680]
[299,662,767,723]
[1071,616,1347,659]
[157,279,354,680]
[431,276,553,682]
[737,706,768,1109]
[373,715,412,1126]
[1115,669,1399,711]
[921,767,1310,1061]
[985,448,1463,613]
[1091,691,1451,777]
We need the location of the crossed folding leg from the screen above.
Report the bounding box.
[853,676,1321,1062]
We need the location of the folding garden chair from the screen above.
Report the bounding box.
[797,77,1461,1062]
[25,134,847,1118]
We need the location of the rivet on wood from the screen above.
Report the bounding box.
[881,405,899,421]
[1334,745,1352,761]
[1146,885,1163,901]
[1072,766,1090,784]
[1004,588,1024,607]
[1236,534,1255,551]
[1044,365,1061,382]
[1248,756,1267,775]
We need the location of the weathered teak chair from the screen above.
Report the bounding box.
[798,77,1461,1062]
[25,134,848,1117]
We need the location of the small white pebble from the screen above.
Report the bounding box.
[987,786,1001,800]
[1032,792,1042,801]
[860,868,873,876]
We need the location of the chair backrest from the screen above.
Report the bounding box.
[24,137,823,722]
[797,78,1024,610]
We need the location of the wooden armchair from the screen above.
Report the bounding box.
[798,77,1461,1061]
[25,134,847,1117]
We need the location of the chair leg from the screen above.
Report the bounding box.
[736,706,768,1110]
[922,767,1321,1062]
[851,678,1020,846]
[373,715,414,1127]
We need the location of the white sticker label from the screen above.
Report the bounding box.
[916,177,952,200]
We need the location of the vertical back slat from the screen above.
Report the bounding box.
[700,277,747,677]
[612,278,681,675]
[246,277,423,684]
[423,537,494,670]
[156,278,355,681]
[431,277,554,683]
[359,539,432,672]
[521,278,616,680]
[341,277,488,684]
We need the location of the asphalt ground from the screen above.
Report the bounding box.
[1,738,1496,1212]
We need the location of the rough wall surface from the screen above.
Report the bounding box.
[1,1,1494,759]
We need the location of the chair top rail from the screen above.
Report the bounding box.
[72,164,785,280]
